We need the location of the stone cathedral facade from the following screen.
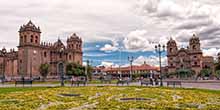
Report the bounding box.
[0,20,83,79]
[166,34,214,75]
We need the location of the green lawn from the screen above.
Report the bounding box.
[0,86,220,110]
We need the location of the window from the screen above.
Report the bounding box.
[44,52,47,57]
[24,35,27,43]
[194,62,197,65]
[59,53,62,58]
[35,36,38,43]
[69,55,72,60]
[20,36,23,43]
[31,35,33,43]
[169,48,173,52]
[193,45,196,49]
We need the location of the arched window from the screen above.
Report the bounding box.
[169,48,173,53]
[193,45,196,49]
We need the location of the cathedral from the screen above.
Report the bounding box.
[0,20,83,79]
[166,34,214,75]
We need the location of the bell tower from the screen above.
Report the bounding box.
[166,37,178,72]
[19,20,41,46]
[18,20,41,78]
[167,37,177,56]
[67,33,82,51]
[66,33,82,64]
[189,34,201,52]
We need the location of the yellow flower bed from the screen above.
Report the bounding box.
[0,86,220,110]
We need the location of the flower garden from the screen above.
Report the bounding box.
[0,86,220,110]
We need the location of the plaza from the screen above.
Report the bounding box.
[1,0,220,109]
[0,86,220,110]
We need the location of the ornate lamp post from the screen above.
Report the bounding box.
[128,56,134,79]
[155,44,165,86]
[118,47,122,78]
[59,47,65,86]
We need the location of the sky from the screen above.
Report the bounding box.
[1,0,220,67]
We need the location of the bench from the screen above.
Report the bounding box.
[101,75,112,84]
[141,79,153,86]
[15,80,33,87]
[117,78,132,86]
[167,81,182,87]
[71,76,87,86]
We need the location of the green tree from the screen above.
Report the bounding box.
[66,63,73,76]
[39,63,49,81]
[215,70,220,80]
[215,63,220,70]
[200,69,211,79]
[65,62,86,76]
[176,69,194,79]
[86,65,93,80]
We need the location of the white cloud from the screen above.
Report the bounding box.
[0,0,141,48]
[98,61,119,67]
[100,44,118,52]
[203,48,220,57]
[123,30,168,52]
[133,55,167,67]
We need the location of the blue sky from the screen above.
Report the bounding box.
[83,41,166,66]
[1,0,220,67]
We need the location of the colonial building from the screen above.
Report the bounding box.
[0,20,83,79]
[93,62,159,77]
[166,34,214,75]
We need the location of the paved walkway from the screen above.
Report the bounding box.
[0,82,220,90]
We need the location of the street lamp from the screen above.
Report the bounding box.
[118,47,122,78]
[59,47,65,86]
[128,56,134,79]
[85,60,92,81]
[155,44,165,86]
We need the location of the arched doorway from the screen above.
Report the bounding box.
[58,62,64,75]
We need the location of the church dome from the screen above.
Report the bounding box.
[67,33,82,42]
[54,39,65,49]
[19,20,41,33]
[1,47,6,54]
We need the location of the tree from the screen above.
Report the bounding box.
[86,65,93,80]
[176,69,194,79]
[200,69,211,79]
[215,63,220,70]
[66,63,73,76]
[39,63,49,81]
[215,70,220,80]
[65,62,86,76]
